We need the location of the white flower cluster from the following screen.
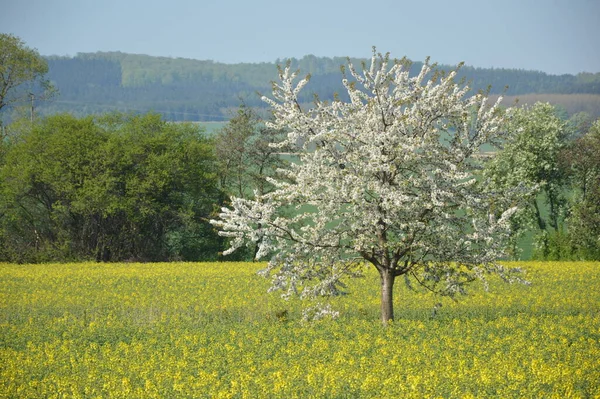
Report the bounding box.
[211,49,524,302]
[301,303,340,322]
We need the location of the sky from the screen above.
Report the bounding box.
[1,0,599,75]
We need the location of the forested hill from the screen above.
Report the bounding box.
[38,52,600,121]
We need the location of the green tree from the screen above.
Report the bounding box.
[0,34,55,124]
[214,105,288,198]
[560,120,600,259]
[0,112,222,262]
[484,102,568,259]
[566,111,594,140]
[214,105,289,259]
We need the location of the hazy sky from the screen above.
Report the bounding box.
[1,0,599,75]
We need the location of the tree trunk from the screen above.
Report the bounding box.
[380,269,395,324]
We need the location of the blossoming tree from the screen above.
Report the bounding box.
[211,50,523,323]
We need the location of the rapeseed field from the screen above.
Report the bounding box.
[1,261,599,398]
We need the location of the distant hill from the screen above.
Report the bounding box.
[31,52,600,121]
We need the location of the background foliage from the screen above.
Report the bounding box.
[2,51,600,123]
[0,35,598,263]
[0,113,223,263]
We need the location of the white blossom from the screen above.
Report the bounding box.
[210,49,526,321]
[301,303,340,322]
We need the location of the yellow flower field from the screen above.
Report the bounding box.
[1,261,599,398]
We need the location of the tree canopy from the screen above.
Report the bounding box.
[560,120,600,259]
[0,33,54,122]
[483,102,568,257]
[214,105,288,198]
[0,112,222,262]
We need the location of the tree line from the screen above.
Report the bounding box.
[0,106,288,262]
[0,34,598,264]
[2,49,600,123]
[1,103,598,263]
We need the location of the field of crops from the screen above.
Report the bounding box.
[1,261,599,398]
